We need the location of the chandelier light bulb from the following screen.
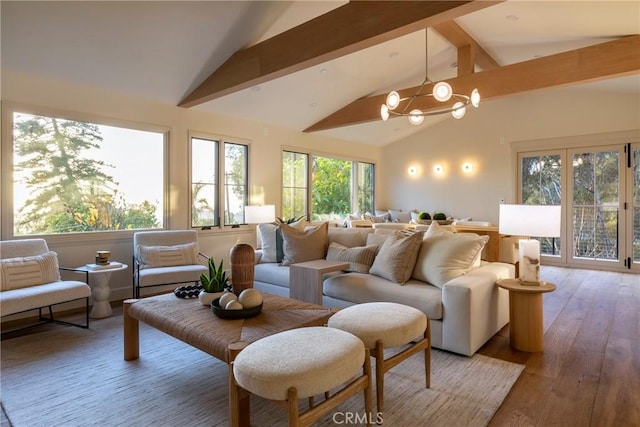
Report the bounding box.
[451,102,466,119]
[433,82,453,102]
[408,109,424,125]
[380,104,390,121]
[386,91,400,110]
[471,88,481,108]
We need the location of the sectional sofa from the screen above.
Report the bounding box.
[253,222,515,356]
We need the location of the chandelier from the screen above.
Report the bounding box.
[380,30,480,125]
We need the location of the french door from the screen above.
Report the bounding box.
[519,140,639,273]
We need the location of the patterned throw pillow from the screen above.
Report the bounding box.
[0,251,61,291]
[326,242,378,273]
[280,222,328,266]
[369,230,424,284]
[137,242,199,269]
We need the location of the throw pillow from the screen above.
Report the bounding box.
[412,233,490,288]
[257,223,283,263]
[0,251,61,291]
[326,242,378,273]
[366,232,390,254]
[280,222,329,266]
[388,210,411,223]
[369,230,424,284]
[137,242,199,269]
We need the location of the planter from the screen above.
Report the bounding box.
[199,291,225,306]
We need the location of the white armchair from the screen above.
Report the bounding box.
[0,238,91,336]
[132,230,208,298]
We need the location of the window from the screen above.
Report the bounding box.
[282,149,375,221]
[9,110,165,236]
[190,134,248,228]
[282,151,308,221]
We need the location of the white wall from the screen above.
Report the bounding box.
[1,71,383,301]
[378,87,640,224]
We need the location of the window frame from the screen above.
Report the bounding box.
[1,101,170,242]
[188,131,250,230]
[281,147,376,221]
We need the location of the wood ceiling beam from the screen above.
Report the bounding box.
[304,35,640,132]
[433,20,500,71]
[178,1,503,108]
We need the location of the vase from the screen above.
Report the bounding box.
[230,243,255,296]
[199,291,224,306]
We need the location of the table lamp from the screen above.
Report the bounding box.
[244,205,276,224]
[499,204,561,285]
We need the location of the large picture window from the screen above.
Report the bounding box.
[9,111,165,236]
[190,134,248,228]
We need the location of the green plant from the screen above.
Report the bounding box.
[200,258,229,293]
[417,211,431,221]
[433,212,447,221]
[276,215,305,224]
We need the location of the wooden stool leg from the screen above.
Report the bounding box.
[288,387,299,427]
[374,340,385,415]
[363,349,373,427]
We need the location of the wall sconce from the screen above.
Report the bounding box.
[462,162,473,173]
[408,166,418,176]
[433,164,444,174]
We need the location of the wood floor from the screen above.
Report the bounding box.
[480,266,639,427]
[2,266,638,426]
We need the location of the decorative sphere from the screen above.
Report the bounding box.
[219,292,238,307]
[239,289,263,309]
[225,301,244,310]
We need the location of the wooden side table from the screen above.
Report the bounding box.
[289,260,349,304]
[497,278,556,352]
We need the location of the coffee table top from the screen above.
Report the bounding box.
[127,292,334,363]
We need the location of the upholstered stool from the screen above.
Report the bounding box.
[230,326,373,427]
[328,302,430,416]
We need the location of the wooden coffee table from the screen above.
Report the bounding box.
[123,292,333,426]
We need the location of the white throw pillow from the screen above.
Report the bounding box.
[388,210,411,223]
[257,223,280,263]
[137,242,199,269]
[1,251,61,291]
[412,233,489,288]
[280,222,329,266]
[369,230,424,284]
[326,242,378,273]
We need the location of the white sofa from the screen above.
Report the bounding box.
[253,224,515,356]
[0,238,91,334]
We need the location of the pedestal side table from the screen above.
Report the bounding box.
[497,278,556,352]
[289,260,349,305]
[70,263,128,318]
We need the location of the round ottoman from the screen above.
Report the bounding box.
[328,302,431,416]
[230,326,373,426]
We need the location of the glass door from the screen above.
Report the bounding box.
[628,143,640,272]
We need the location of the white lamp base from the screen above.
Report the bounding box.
[518,239,541,285]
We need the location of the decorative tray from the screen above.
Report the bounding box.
[211,297,263,319]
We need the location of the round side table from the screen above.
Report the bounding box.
[73,263,128,318]
[497,278,556,352]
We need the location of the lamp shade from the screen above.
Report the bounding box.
[499,204,561,237]
[244,205,275,224]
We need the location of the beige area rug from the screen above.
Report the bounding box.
[1,314,523,427]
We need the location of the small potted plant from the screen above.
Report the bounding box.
[417,211,431,224]
[199,257,230,306]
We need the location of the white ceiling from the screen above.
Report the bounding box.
[2,1,639,146]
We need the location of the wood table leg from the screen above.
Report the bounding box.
[509,292,544,352]
[123,299,139,360]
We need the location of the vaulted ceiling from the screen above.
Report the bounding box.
[2,1,639,146]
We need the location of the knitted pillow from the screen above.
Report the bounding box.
[0,251,61,291]
[137,242,199,269]
[369,230,424,284]
[326,242,378,273]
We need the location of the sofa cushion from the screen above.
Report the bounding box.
[257,223,283,263]
[280,222,329,266]
[254,263,291,288]
[326,243,378,273]
[137,242,199,269]
[412,232,489,288]
[369,230,424,284]
[323,273,443,320]
[0,251,61,291]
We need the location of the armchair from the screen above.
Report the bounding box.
[132,230,208,298]
[0,238,91,336]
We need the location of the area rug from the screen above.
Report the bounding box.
[1,314,523,426]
